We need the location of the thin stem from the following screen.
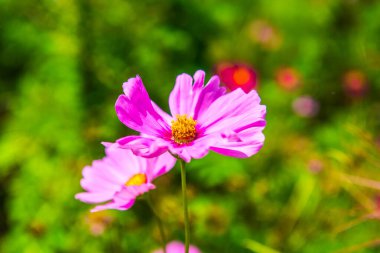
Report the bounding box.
[180,159,190,253]
[147,193,167,253]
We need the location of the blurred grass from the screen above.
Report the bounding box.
[0,0,380,252]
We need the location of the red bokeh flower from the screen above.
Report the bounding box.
[276,67,301,91]
[215,63,258,93]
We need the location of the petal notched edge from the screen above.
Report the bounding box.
[116,76,170,136]
[116,135,169,158]
[169,73,194,116]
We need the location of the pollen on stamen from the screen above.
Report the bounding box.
[125,173,147,187]
[171,114,197,144]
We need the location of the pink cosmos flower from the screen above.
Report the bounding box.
[152,241,201,253]
[115,70,266,163]
[75,144,176,212]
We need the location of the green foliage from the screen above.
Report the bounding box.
[1,0,380,252]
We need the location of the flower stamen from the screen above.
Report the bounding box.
[171,115,197,144]
[125,173,147,187]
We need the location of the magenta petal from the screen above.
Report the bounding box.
[195,88,266,158]
[117,135,169,158]
[168,135,215,162]
[193,70,205,89]
[210,139,264,158]
[145,152,177,180]
[173,148,192,163]
[210,129,265,158]
[168,71,226,119]
[169,73,194,116]
[192,75,226,120]
[91,200,135,212]
[199,89,265,133]
[152,101,173,123]
[115,76,170,136]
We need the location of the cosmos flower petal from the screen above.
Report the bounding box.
[202,107,266,135]
[192,75,226,120]
[115,76,170,136]
[103,143,145,177]
[75,192,115,204]
[210,130,265,158]
[96,184,155,210]
[168,135,216,162]
[80,167,115,190]
[152,241,202,253]
[117,183,156,200]
[198,89,265,133]
[152,101,173,124]
[91,200,135,212]
[168,71,226,119]
[169,73,194,116]
[193,70,205,89]
[80,176,120,193]
[145,152,177,180]
[117,135,169,158]
[89,184,155,212]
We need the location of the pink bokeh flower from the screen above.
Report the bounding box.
[152,241,201,253]
[115,70,266,163]
[84,211,114,236]
[308,159,323,174]
[249,20,282,50]
[215,63,258,93]
[292,95,319,118]
[75,144,176,212]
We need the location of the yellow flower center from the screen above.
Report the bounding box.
[233,68,251,85]
[171,114,197,144]
[125,173,147,187]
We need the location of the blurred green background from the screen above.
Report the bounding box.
[1,0,380,252]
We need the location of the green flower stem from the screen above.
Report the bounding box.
[147,193,167,253]
[180,159,190,253]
